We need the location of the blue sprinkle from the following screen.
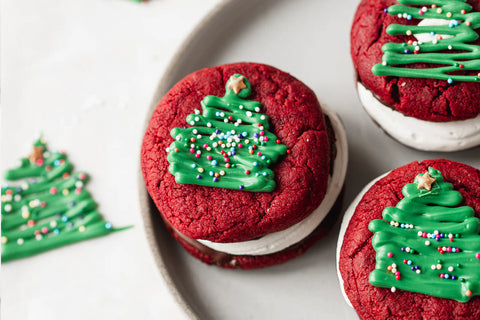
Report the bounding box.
[452,275,456,280]
[231,151,236,155]
[237,134,243,138]
[54,160,60,166]
[448,78,453,84]
[213,177,218,182]
[230,147,235,152]
[256,173,260,177]
[196,175,202,179]
[215,129,220,134]
[407,260,412,265]
[209,171,214,176]
[215,112,220,117]
[191,164,197,168]
[401,223,405,228]
[440,233,444,238]
[263,172,267,176]
[53,229,60,235]
[452,248,456,253]
[411,267,415,271]
[242,132,248,137]
[61,216,69,222]
[239,185,244,190]
[383,8,388,13]
[431,32,435,36]
[407,15,412,20]
[261,156,266,160]
[253,162,258,166]
[404,49,410,54]
[212,160,218,166]
[415,266,419,270]
[254,133,259,138]
[401,247,405,252]
[105,222,112,230]
[445,274,450,279]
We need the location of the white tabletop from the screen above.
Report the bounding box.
[1,1,221,319]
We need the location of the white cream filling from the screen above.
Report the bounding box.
[335,173,389,308]
[357,82,480,152]
[197,105,348,256]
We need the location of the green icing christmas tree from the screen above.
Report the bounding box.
[369,167,480,302]
[1,138,130,262]
[166,74,288,192]
[372,0,480,83]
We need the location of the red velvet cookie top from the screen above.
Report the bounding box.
[351,0,480,122]
[339,159,480,320]
[141,63,330,242]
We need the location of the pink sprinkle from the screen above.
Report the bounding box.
[195,154,200,158]
[207,155,212,161]
[447,247,452,253]
[50,187,58,195]
[395,271,400,276]
[75,188,82,194]
[79,173,86,180]
[190,148,195,153]
[440,274,445,278]
[203,144,208,148]
[238,144,243,148]
[260,131,264,136]
[224,158,230,162]
[423,233,427,238]
[36,159,44,166]
[264,137,269,141]
[41,227,49,234]
[387,252,393,258]
[419,10,424,15]
[257,152,262,156]
[475,253,480,259]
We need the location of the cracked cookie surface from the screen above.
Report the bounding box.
[339,159,480,320]
[352,0,480,122]
[141,62,330,243]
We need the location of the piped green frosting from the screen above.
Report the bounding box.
[166,74,287,192]
[1,138,130,262]
[372,0,480,82]
[369,167,480,302]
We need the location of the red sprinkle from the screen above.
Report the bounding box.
[79,173,87,180]
[287,149,291,154]
[245,170,250,175]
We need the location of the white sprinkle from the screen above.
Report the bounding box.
[4,204,12,212]
[436,264,442,270]
[207,123,212,127]
[75,181,84,188]
[194,109,200,115]
[448,266,454,272]
[239,105,244,109]
[194,116,200,122]
[416,269,421,274]
[246,111,252,117]
[17,238,24,245]
[425,240,431,246]
[254,107,260,112]
[190,121,195,125]
[431,265,437,270]
[391,287,397,293]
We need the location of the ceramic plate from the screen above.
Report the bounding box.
[138,0,480,318]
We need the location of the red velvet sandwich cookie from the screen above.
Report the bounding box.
[352,0,480,151]
[337,159,480,319]
[141,62,348,269]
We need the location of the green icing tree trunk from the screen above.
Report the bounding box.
[369,167,480,302]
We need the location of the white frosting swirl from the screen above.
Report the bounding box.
[197,105,348,256]
[357,82,480,152]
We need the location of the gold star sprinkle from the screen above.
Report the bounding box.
[28,146,44,164]
[417,171,436,191]
[227,75,247,94]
